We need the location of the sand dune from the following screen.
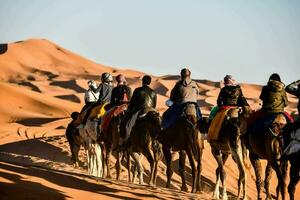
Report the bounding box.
[0,39,299,200]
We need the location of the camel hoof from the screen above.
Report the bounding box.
[106,174,112,179]
[148,182,155,187]
[213,192,220,199]
[139,181,145,185]
[265,196,272,200]
[181,186,188,192]
[73,162,79,168]
[222,194,228,200]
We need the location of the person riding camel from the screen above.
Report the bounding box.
[286,80,300,118]
[81,80,99,112]
[207,75,249,141]
[78,72,114,128]
[110,74,132,108]
[162,68,202,130]
[120,75,157,143]
[247,73,289,137]
[260,73,288,114]
[101,74,132,132]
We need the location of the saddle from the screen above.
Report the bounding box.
[89,102,108,119]
[207,106,239,141]
[248,111,291,138]
[162,102,201,130]
[101,104,128,132]
[75,103,108,126]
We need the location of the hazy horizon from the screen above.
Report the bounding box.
[1,0,299,84]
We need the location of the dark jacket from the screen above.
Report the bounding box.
[285,80,300,114]
[260,80,288,113]
[110,84,132,107]
[217,85,249,107]
[170,79,199,104]
[128,85,157,113]
[92,83,113,105]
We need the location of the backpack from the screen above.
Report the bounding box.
[85,89,99,103]
[119,86,129,103]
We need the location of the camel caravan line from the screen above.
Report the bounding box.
[66,72,300,200]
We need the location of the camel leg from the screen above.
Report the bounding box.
[212,148,228,200]
[187,148,198,193]
[288,160,300,200]
[131,152,144,185]
[126,150,131,182]
[163,146,173,189]
[212,148,221,199]
[116,150,121,180]
[95,143,103,178]
[143,147,155,185]
[231,144,247,200]
[105,144,112,179]
[196,144,203,192]
[132,162,138,183]
[250,153,263,200]
[270,158,286,200]
[220,154,229,200]
[264,162,273,200]
[153,147,160,185]
[179,150,188,192]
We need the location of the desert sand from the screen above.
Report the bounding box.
[0,39,298,200]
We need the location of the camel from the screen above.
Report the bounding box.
[65,112,84,167]
[79,119,103,178]
[201,107,250,200]
[127,109,163,185]
[247,113,289,200]
[158,104,204,193]
[101,110,130,181]
[282,120,300,200]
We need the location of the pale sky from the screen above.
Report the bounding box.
[0,0,299,84]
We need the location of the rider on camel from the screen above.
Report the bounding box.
[248,73,289,137]
[81,80,99,112]
[110,74,132,108]
[120,75,157,142]
[260,73,288,114]
[208,75,249,141]
[217,75,249,108]
[78,72,114,128]
[162,68,201,130]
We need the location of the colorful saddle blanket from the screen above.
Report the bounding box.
[162,102,202,130]
[101,104,128,132]
[207,107,230,141]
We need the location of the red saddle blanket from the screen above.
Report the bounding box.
[101,104,128,132]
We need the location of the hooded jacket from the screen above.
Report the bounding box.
[260,80,288,113]
[217,85,249,107]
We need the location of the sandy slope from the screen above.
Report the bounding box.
[0,39,299,200]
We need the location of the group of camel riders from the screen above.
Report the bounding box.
[76,68,300,153]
